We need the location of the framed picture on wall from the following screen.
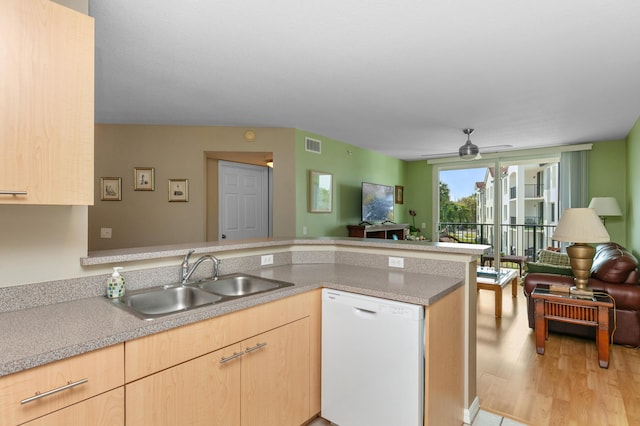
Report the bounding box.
[309,170,333,213]
[168,179,189,202]
[100,177,122,201]
[395,185,404,204]
[134,167,155,191]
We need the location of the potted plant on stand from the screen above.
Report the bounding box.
[407,210,427,241]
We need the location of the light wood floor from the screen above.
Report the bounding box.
[477,283,640,425]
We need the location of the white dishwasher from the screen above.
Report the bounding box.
[321,289,425,426]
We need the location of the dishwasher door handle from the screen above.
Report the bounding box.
[353,307,377,316]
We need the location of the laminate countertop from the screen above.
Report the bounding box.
[0,263,462,377]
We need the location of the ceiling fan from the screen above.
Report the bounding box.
[421,128,513,160]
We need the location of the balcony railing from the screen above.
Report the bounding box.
[524,184,543,198]
[511,216,542,225]
[509,184,543,199]
[524,216,543,225]
[437,222,558,262]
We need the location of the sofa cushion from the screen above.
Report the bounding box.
[591,243,639,283]
[526,262,573,276]
[536,249,571,267]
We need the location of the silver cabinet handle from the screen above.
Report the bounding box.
[245,342,267,353]
[0,190,28,196]
[220,352,244,364]
[20,378,88,405]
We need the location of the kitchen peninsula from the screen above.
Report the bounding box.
[0,238,488,425]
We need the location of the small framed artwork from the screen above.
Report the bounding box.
[168,179,189,202]
[395,185,404,204]
[100,177,122,201]
[134,167,155,191]
[309,170,333,213]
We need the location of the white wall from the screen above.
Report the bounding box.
[0,206,88,286]
[51,0,88,14]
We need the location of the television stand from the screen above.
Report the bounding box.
[347,224,408,240]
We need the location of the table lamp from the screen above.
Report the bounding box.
[552,208,610,298]
[588,197,622,224]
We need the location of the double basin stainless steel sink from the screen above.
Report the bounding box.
[109,273,294,320]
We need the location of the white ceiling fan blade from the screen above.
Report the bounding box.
[481,144,514,150]
[421,144,513,158]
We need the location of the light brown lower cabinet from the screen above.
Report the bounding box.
[241,318,310,425]
[0,290,320,426]
[126,318,310,426]
[0,344,124,426]
[126,343,242,425]
[22,388,124,426]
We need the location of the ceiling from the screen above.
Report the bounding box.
[89,0,640,161]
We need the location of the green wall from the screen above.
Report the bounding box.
[589,140,627,246]
[405,161,434,239]
[627,116,640,258]
[402,142,631,245]
[294,130,409,237]
[291,122,640,249]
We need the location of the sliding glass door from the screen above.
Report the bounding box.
[436,156,561,262]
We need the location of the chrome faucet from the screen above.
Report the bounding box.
[181,252,221,284]
[181,250,195,282]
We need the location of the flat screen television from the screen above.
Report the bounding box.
[361,182,395,223]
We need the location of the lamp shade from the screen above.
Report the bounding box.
[552,208,610,243]
[588,197,622,217]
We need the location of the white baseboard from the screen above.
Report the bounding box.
[464,397,481,425]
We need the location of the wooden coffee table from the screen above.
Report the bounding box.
[476,267,518,318]
[532,287,613,368]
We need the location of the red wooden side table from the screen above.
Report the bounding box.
[532,287,613,368]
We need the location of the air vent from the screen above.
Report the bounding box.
[305,137,321,154]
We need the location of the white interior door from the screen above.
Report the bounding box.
[219,161,269,241]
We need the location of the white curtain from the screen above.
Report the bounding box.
[559,150,589,212]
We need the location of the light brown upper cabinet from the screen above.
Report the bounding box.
[0,0,94,205]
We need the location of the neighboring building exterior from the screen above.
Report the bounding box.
[475,162,560,258]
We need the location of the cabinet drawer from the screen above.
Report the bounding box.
[0,344,124,425]
[22,387,124,426]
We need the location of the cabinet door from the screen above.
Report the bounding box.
[0,0,94,205]
[241,318,310,426]
[126,344,242,426]
[23,388,124,426]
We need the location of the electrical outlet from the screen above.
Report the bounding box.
[303,226,308,235]
[100,227,112,239]
[421,222,426,229]
[388,256,404,268]
[261,254,274,266]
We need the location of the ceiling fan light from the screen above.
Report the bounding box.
[459,128,479,160]
[459,141,479,159]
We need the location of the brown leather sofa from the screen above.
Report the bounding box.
[524,243,640,347]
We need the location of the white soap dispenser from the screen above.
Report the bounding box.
[106,267,125,299]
